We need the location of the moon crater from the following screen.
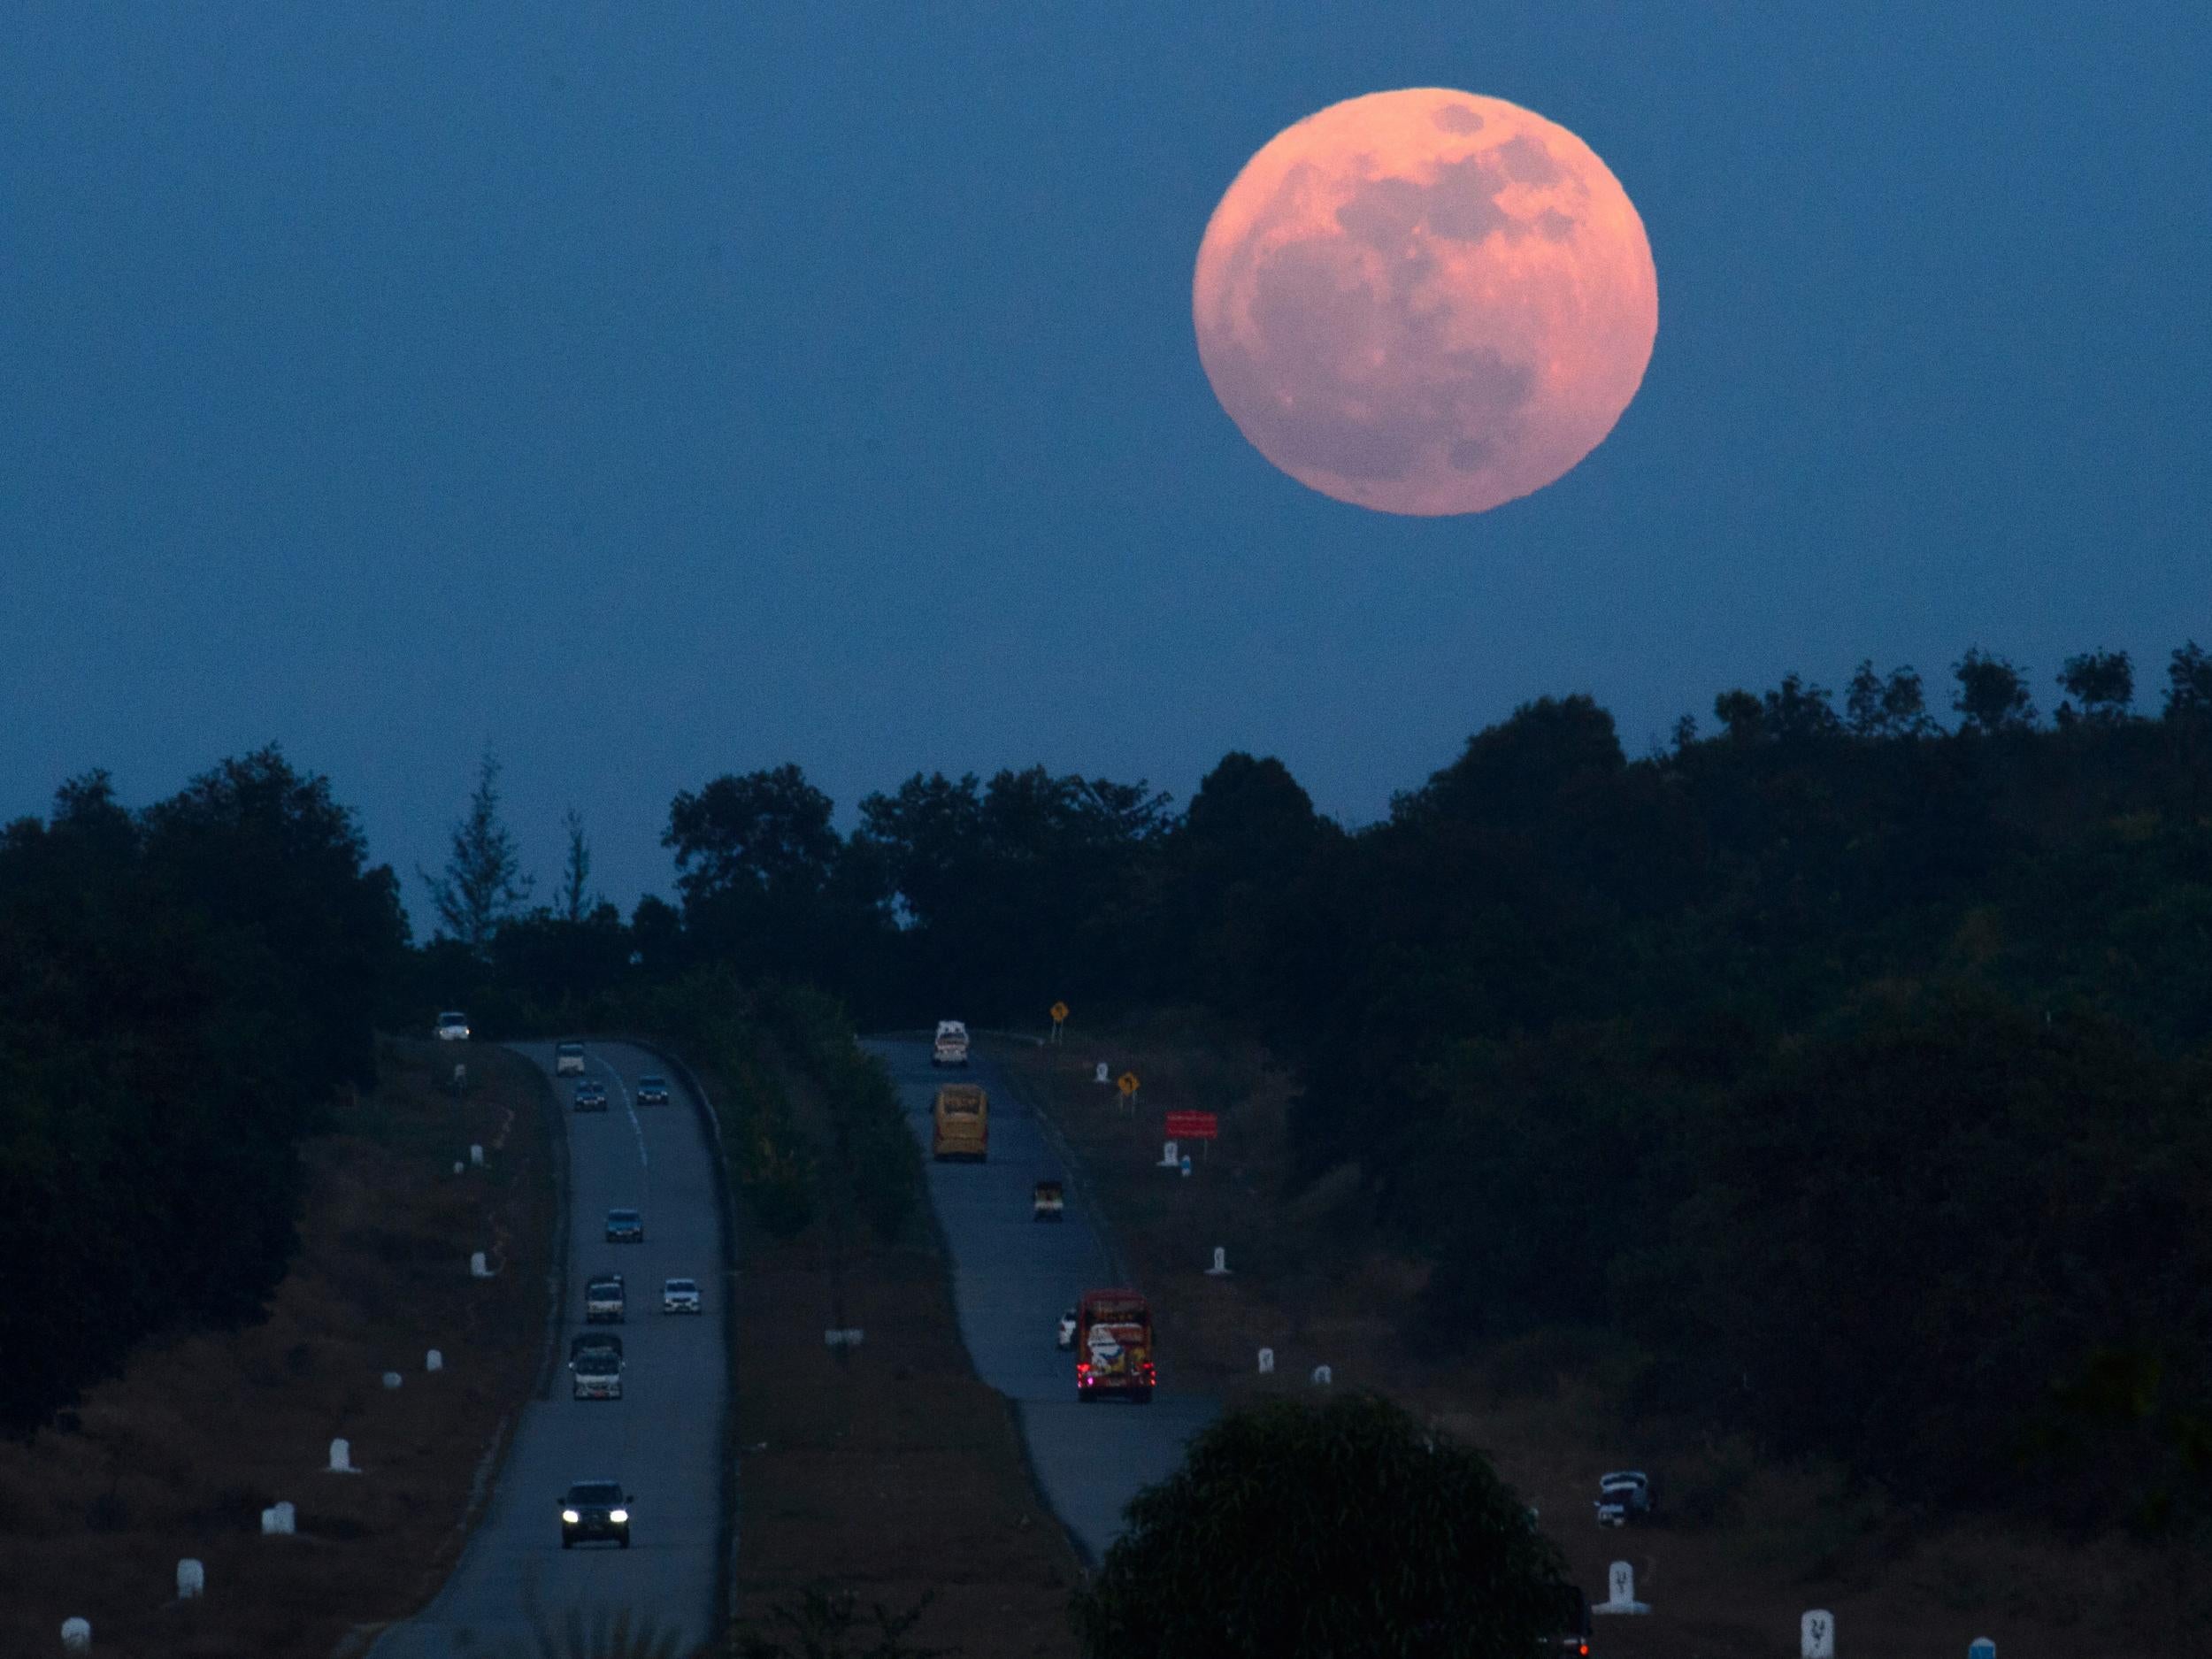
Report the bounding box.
[1194,89,1658,517]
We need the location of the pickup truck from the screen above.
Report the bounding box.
[571,1350,622,1402]
[585,1275,626,1324]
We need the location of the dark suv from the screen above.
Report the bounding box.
[605,1208,645,1243]
[636,1074,671,1107]
[572,1079,608,1112]
[558,1480,632,1548]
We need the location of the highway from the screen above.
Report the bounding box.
[372,1040,728,1655]
[868,1038,1217,1562]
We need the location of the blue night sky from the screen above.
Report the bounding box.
[4,4,2207,919]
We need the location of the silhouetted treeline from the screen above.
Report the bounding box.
[442,640,2212,1525]
[0,750,406,1432]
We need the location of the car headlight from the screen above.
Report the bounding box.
[562,1509,580,1524]
[609,1508,629,1524]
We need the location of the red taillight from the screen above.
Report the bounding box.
[1077,1362,1090,1373]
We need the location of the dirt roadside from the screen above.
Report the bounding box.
[704,1035,1083,1659]
[1000,1017,2200,1659]
[0,1038,556,1659]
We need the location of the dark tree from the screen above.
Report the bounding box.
[1713,687,1765,742]
[2164,641,2212,720]
[1761,672,1842,743]
[1071,1392,1569,1659]
[2056,649,2134,723]
[421,753,534,953]
[559,807,594,923]
[664,764,841,907]
[1952,648,2038,733]
[1847,660,1939,738]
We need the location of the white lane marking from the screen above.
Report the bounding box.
[591,1052,650,1184]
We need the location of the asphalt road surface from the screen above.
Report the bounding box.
[870,1038,1217,1562]
[372,1040,728,1656]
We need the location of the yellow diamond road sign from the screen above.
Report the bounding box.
[1050,1002,1069,1024]
[1118,1071,1140,1096]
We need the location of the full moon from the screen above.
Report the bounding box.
[1193,88,1657,517]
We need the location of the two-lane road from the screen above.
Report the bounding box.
[869,1039,1216,1561]
[373,1041,728,1655]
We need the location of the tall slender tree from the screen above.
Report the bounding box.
[559,807,593,923]
[420,753,533,953]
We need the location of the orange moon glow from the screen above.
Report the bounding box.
[1194,88,1657,517]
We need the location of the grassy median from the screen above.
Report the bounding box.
[681,997,1082,1659]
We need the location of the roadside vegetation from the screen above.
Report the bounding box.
[0,749,409,1434]
[0,1038,555,1655]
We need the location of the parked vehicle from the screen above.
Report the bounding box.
[636,1074,671,1107]
[558,1480,631,1548]
[661,1277,702,1314]
[1075,1288,1155,1403]
[555,1041,586,1076]
[1032,1178,1064,1221]
[932,1020,970,1067]
[434,1011,471,1041]
[585,1274,626,1323]
[1594,1471,1652,1526]
[931,1084,988,1162]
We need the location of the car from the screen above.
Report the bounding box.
[1540,1584,1593,1655]
[555,1041,586,1076]
[572,1079,608,1112]
[605,1207,645,1243]
[636,1074,671,1107]
[434,1011,472,1041]
[569,1332,625,1364]
[1033,1178,1064,1221]
[661,1277,702,1314]
[1594,1470,1652,1527]
[558,1479,632,1548]
[585,1274,626,1323]
[570,1349,622,1401]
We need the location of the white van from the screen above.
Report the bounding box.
[933,1021,970,1067]
[556,1041,586,1076]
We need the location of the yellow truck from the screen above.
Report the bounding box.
[931,1083,988,1162]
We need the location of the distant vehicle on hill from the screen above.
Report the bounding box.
[1594,1470,1651,1526]
[558,1480,631,1549]
[1075,1288,1154,1403]
[585,1275,626,1323]
[571,1349,622,1402]
[933,1020,970,1066]
[434,1011,471,1041]
[931,1084,988,1162]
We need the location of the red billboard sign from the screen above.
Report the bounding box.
[1164,1110,1218,1141]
